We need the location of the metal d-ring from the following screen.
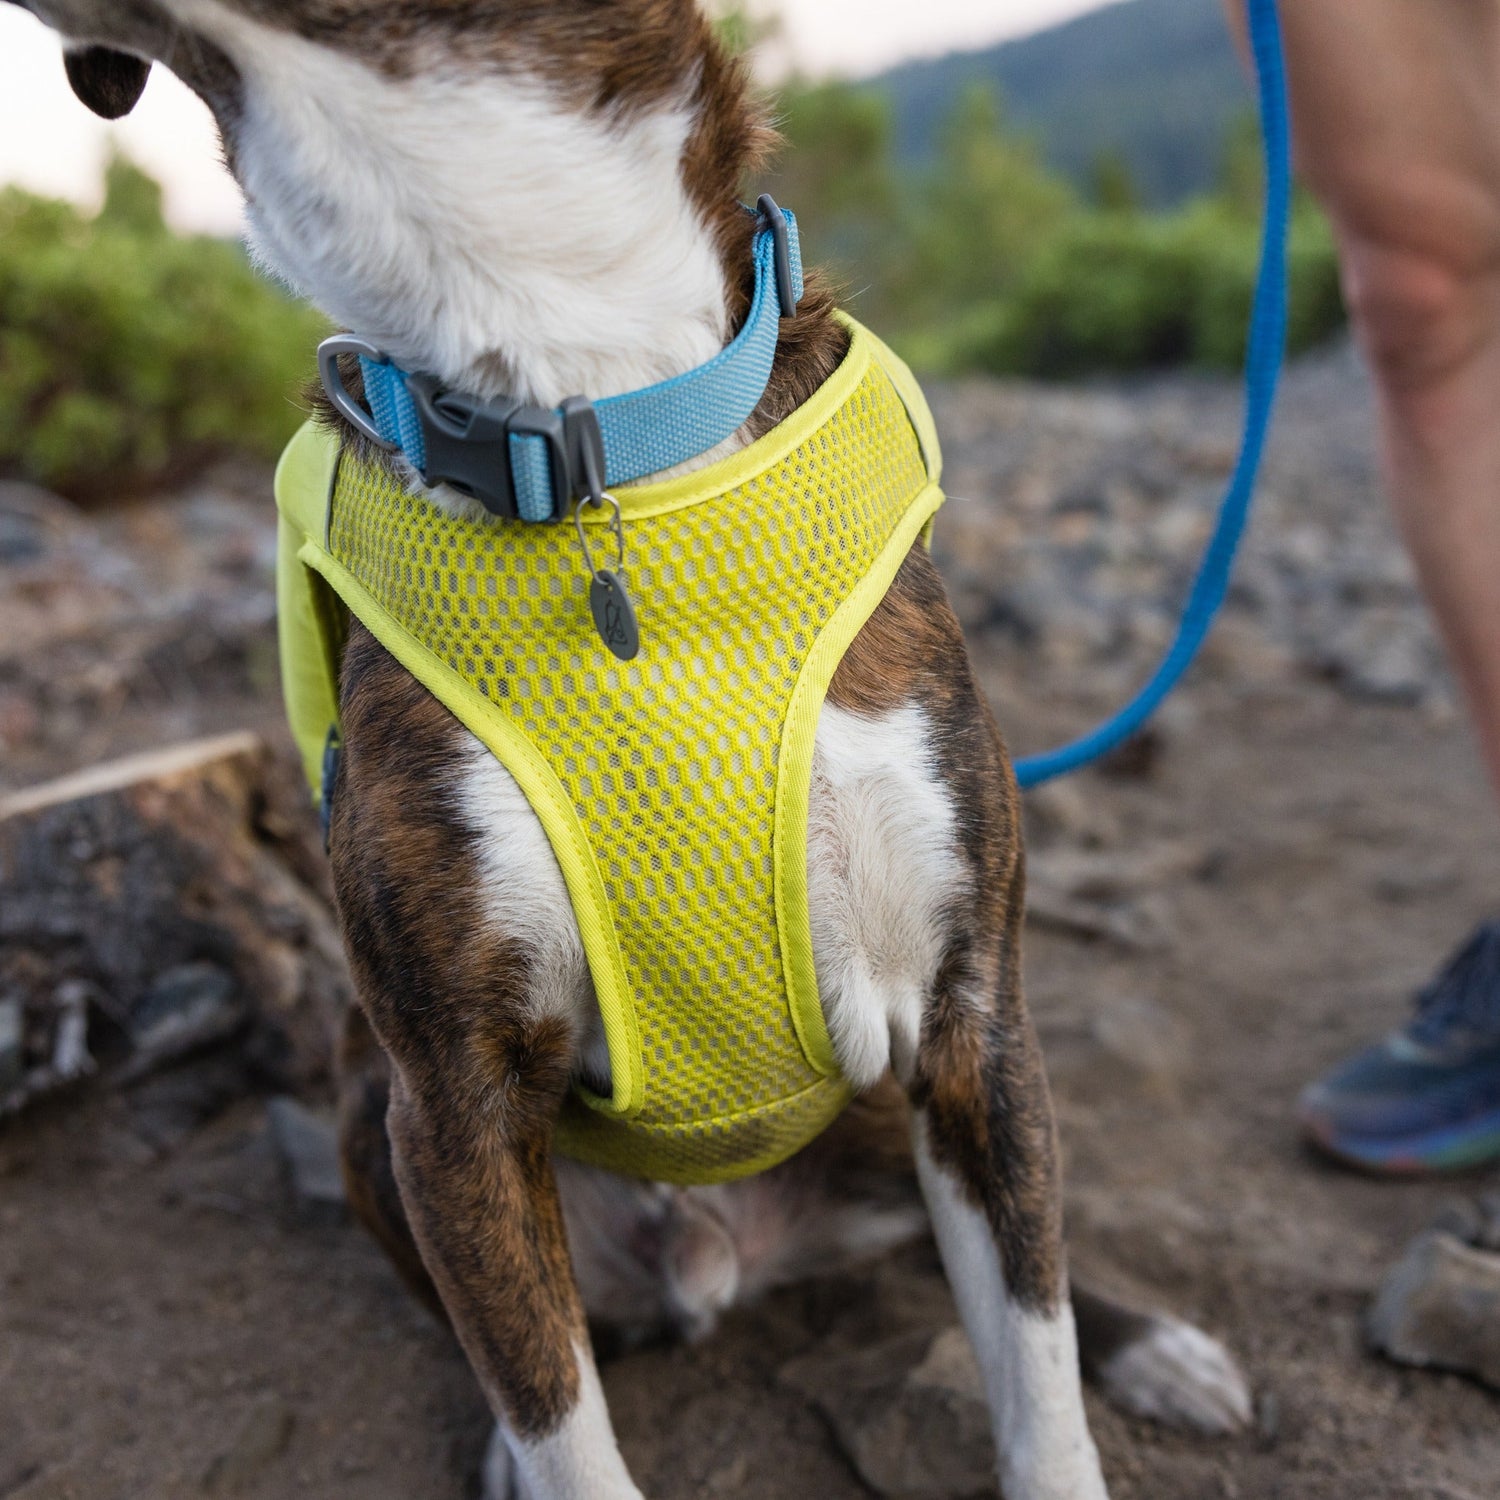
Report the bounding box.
[317,334,400,451]
[573,492,624,579]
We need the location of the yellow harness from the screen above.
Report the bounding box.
[276,317,943,1184]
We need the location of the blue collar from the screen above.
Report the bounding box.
[317,196,802,522]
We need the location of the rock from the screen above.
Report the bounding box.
[127,962,244,1072]
[1318,612,1436,705]
[129,960,243,1068]
[1026,840,1200,954]
[1367,1231,1500,1389]
[0,735,347,1119]
[0,512,47,566]
[1028,841,1209,904]
[1373,861,1460,904]
[1097,726,1164,782]
[266,1095,347,1221]
[1023,779,1122,850]
[125,1055,254,1152]
[47,979,93,1082]
[0,996,22,1094]
[200,1394,295,1494]
[2,979,95,1115]
[780,1328,994,1499]
[1025,887,1175,952]
[1427,1194,1500,1254]
[0,482,77,565]
[1089,997,1189,1103]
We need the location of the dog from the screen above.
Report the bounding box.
[11,2,1253,1494]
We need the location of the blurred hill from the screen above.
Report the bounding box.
[876,0,1250,206]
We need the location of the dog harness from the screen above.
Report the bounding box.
[278,272,943,1187]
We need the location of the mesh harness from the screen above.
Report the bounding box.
[276,318,943,1184]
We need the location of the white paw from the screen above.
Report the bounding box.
[482,1424,533,1500]
[1095,1316,1253,1434]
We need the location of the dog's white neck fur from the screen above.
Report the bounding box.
[176,0,732,407]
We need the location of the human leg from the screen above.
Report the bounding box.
[1227,0,1500,1171]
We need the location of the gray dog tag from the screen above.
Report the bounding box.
[589,570,640,661]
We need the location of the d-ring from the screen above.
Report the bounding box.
[317,334,400,451]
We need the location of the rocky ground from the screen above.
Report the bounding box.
[3,341,1499,1499]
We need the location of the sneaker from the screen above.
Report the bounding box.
[1299,921,1500,1174]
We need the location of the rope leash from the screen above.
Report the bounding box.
[1013,0,1291,788]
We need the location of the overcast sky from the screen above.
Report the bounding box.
[0,1,1113,233]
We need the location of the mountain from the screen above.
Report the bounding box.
[874,0,1253,205]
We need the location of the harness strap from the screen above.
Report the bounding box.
[324,198,803,523]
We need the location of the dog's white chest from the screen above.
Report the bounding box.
[458,698,967,1101]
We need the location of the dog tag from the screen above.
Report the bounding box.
[589,569,639,661]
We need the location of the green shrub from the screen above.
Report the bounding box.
[955,197,1342,377]
[776,77,1345,381]
[2,87,1348,503]
[0,157,326,499]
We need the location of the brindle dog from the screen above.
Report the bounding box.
[8,2,1252,1494]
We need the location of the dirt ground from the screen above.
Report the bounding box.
[3,349,1498,1499]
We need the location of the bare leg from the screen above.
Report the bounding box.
[1229,0,1500,800]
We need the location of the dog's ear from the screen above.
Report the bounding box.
[63,45,152,119]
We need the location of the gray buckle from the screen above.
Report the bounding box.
[407,375,525,518]
[319,332,609,521]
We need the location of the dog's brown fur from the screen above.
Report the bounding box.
[300,0,1065,1444]
[330,621,598,1435]
[12,0,1222,1478]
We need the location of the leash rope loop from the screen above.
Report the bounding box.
[1012,0,1291,788]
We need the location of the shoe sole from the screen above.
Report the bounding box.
[1302,1108,1500,1176]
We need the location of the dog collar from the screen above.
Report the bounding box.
[316,195,803,524]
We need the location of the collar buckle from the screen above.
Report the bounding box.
[408,377,591,520]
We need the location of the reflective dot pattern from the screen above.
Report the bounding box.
[330,362,933,1183]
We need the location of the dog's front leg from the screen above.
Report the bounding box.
[383,1057,642,1500]
[907,900,1108,1499]
[332,625,642,1500]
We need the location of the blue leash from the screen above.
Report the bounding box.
[1013,0,1291,788]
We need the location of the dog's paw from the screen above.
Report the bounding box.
[481,1424,534,1500]
[1093,1315,1253,1434]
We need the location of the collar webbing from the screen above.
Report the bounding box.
[318,197,803,524]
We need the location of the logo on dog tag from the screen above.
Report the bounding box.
[590,570,640,661]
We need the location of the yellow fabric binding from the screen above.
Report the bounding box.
[275,318,943,1184]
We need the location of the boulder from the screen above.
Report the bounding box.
[780,1327,993,1499]
[0,734,346,1117]
[1367,1230,1500,1390]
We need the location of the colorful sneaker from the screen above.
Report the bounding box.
[1299,922,1500,1174]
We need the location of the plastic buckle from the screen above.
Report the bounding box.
[756,193,799,319]
[407,375,533,518]
[408,376,603,520]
